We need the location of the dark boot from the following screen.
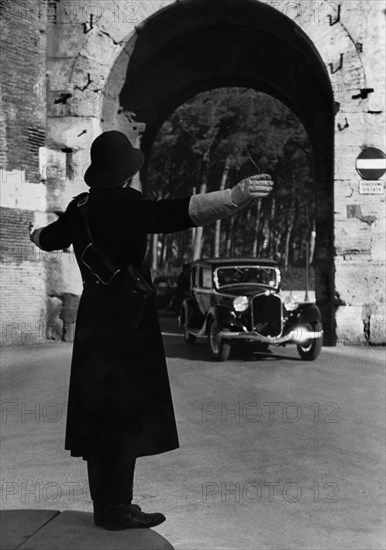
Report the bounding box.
[103,504,166,530]
[87,451,137,528]
[87,456,107,527]
[92,503,105,527]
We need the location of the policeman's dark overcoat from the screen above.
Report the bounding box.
[38,186,194,460]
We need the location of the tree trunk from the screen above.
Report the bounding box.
[225,216,234,256]
[161,234,166,266]
[310,224,316,263]
[262,218,270,255]
[214,156,231,257]
[151,233,158,271]
[243,207,251,256]
[284,205,296,270]
[193,182,207,260]
[252,199,262,257]
[165,234,172,269]
[269,197,276,258]
[165,234,174,269]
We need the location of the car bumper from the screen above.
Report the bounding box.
[219,328,323,344]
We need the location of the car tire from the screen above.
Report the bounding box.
[208,319,231,361]
[297,322,323,361]
[183,305,196,345]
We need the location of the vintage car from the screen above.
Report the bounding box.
[179,258,323,361]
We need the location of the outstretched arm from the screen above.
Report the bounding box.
[138,174,273,234]
[188,174,273,226]
[29,208,73,251]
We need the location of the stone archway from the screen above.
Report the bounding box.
[104,0,336,343]
[43,0,384,344]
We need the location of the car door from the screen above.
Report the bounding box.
[194,266,213,316]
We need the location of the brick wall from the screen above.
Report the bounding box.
[0,0,47,182]
[0,207,46,344]
[0,0,49,344]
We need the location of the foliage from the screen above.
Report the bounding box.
[147,87,316,288]
[280,266,315,291]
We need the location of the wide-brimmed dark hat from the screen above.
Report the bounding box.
[84,131,145,188]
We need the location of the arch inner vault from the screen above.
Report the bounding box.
[105,0,336,343]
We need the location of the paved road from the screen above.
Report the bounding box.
[1,315,385,550]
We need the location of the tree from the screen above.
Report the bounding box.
[147,87,315,281]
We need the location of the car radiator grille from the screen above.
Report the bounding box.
[252,294,282,337]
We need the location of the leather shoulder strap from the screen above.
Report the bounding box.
[76,194,94,244]
[75,192,145,276]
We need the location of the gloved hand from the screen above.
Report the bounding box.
[29,222,43,248]
[188,173,274,227]
[231,174,274,206]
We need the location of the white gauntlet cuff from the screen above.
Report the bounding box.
[188,189,240,226]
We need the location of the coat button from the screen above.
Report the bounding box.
[96,280,100,285]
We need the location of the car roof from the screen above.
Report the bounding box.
[191,258,279,268]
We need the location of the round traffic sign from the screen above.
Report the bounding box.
[356,147,386,180]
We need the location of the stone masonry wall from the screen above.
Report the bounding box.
[0,0,49,344]
[332,2,385,344]
[1,0,385,344]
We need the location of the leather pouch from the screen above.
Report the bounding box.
[81,243,121,285]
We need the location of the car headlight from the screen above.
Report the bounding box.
[233,295,249,312]
[284,295,299,311]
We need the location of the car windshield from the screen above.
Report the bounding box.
[214,266,278,289]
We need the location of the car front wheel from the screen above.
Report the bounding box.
[208,319,231,361]
[296,322,323,361]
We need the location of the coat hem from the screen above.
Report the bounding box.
[66,443,180,461]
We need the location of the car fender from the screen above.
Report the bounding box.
[296,303,322,325]
[206,306,244,332]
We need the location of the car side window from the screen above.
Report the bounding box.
[191,267,198,288]
[197,268,203,288]
[202,268,212,289]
